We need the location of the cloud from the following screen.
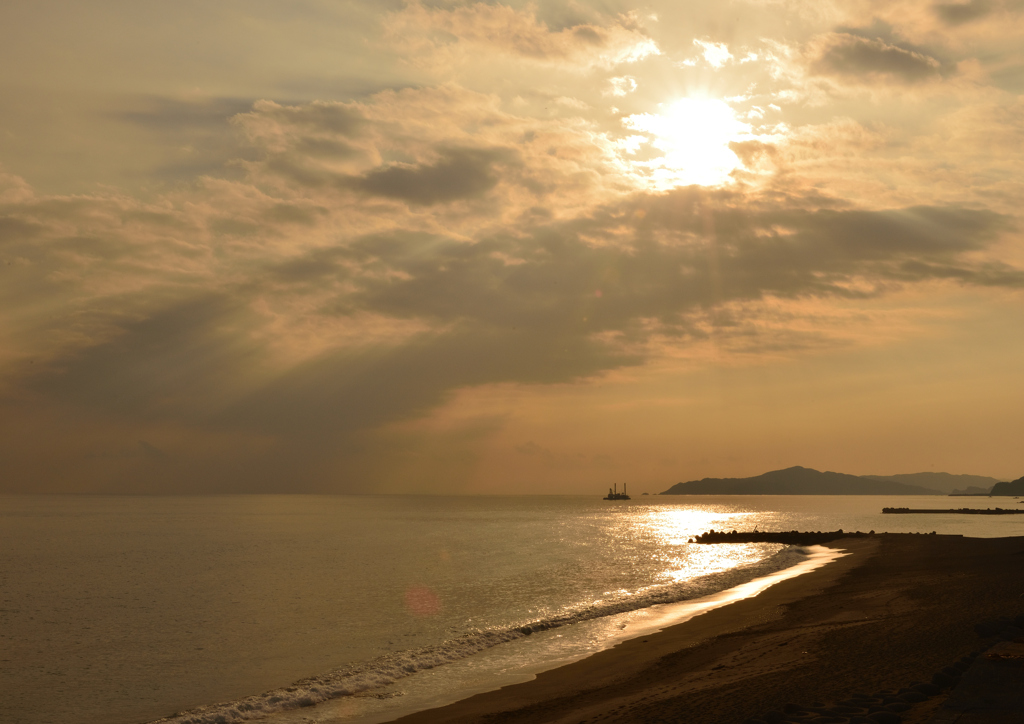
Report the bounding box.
[224,85,633,232]
[111,95,261,165]
[5,0,1024,495]
[605,76,638,97]
[237,98,366,139]
[139,440,171,461]
[386,2,659,70]
[516,441,554,458]
[2,184,1019,494]
[7,170,1016,486]
[2,71,1023,493]
[810,32,947,83]
[694,39,734,68]
[729,140,778,168]
[233,99,369,158]
[347,147,519,205]
[337,199,1014,337]
[934,0,996,24]
[0,215,45,244]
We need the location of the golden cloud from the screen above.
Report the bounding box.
[385,2,660,71]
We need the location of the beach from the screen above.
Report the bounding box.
[391,534,1024,724]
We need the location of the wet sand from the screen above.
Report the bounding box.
[390,534,1024,724]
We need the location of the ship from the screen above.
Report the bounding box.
[604,483,631,500]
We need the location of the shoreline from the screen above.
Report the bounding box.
[388,534,1024,724]
[349,542,848,724]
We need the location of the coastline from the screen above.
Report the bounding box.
[388,534,1024,724]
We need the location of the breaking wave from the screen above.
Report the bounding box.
[151,545,808,724]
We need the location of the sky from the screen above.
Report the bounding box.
[1,0,1022,494]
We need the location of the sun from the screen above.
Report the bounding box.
[622,97,752,188]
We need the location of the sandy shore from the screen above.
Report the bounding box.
[390,534,1024,724]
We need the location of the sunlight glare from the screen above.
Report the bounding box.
[623,97,751,188]
[636,506,763,583]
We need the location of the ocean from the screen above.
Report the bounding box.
[1,494,1020,724]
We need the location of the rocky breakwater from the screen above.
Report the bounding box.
[689,529,892,545]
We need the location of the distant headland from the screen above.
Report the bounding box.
[990,477,1024,496]
[661,466,1020,496]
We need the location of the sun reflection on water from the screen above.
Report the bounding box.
[594,504,780,593]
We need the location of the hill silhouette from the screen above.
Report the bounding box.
[990,475,1024,496]
[861,472,1005,494]
[661,466,943,495]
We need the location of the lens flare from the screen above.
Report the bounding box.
[404,585,441,617]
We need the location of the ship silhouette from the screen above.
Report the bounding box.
[604,483,631,500]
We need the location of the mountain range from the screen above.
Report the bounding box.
[661,466,1012,496]
[860,472,1008,495]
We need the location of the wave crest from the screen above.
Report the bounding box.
[151,544,804,724]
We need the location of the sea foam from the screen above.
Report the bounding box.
[150,544,806,724]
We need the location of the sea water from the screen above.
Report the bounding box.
[1,494,1020,724]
